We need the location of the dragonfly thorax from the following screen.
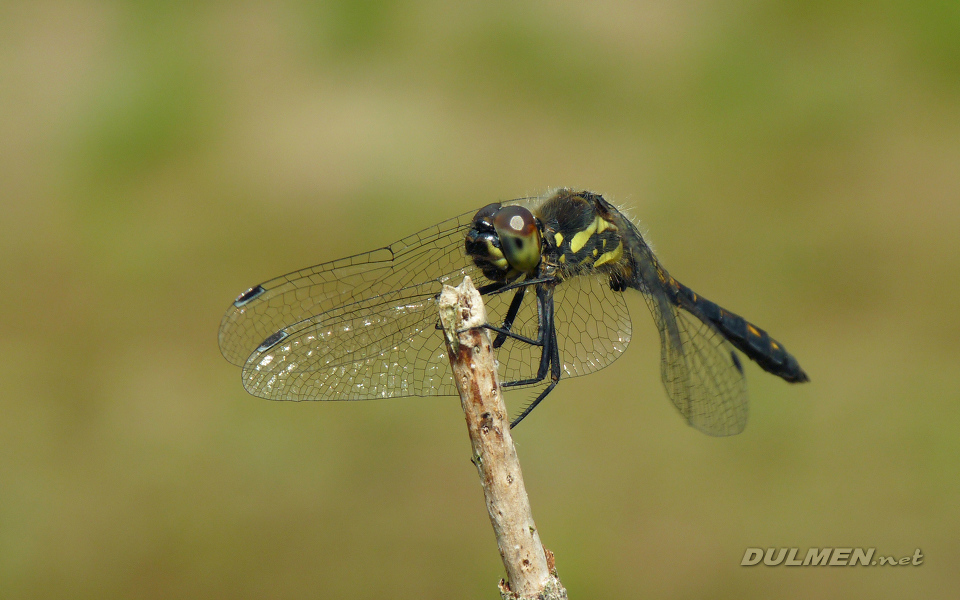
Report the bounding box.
[536,190,628,281]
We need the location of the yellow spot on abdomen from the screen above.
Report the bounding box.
[747,324,761,337]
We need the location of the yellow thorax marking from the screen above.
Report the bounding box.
[568,215,615,254]
[569,218,599,254]
[593,240,623,268]
[596,216,617,233]
[554,232,564,246]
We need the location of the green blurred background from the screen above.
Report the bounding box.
[2,1,959,598]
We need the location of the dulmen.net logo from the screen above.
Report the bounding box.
[741,548,924,567]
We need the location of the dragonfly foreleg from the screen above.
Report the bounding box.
[481,276,557,296]
[492,286,526,348]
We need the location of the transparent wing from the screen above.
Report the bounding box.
[239,282,460,399]
[231,274,634,402]
[631,244,748,436]
[553,275,632,378]
[220,207,492,400]
[218,209,480,368]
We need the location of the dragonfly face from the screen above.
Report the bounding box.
[219,189,808,435]
[465,203,543,282]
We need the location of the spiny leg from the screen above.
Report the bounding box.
[481,276,557,296]
[482,321,540,347]
[509,288,562,428]
[493,285,526,349]
[477,281,509,295]
[500,284,553,389]
[480,275,556,346]
[475,279,567,427]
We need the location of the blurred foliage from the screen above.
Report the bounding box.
[1,1,958,598]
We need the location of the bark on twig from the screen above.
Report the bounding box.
[438,277,567,600]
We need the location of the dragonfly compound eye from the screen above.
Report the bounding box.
[493,206,542,274]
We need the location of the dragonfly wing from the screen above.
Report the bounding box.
[632,246,749,436]
[553,274,632,378]
[219,199,553,400]
[240,282,460,400]
[218,210,479,367]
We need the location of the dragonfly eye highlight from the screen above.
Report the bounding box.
[493,206,542,274]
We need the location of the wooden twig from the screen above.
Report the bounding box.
[438,277,567,600]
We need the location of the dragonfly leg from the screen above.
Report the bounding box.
[493,286,526,348]
[509,291,562,428]
[477,275,557,347]
[500,286,553,388]
[476,281,509,295]
[482,276,557,296]
[481,322,540,347]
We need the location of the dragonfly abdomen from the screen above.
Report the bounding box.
[671,279,809,383]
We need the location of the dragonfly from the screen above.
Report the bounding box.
[218,189,808,435]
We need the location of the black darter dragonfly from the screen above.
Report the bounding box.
[218,189,808,435]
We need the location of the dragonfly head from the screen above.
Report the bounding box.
[465,203,543,282]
